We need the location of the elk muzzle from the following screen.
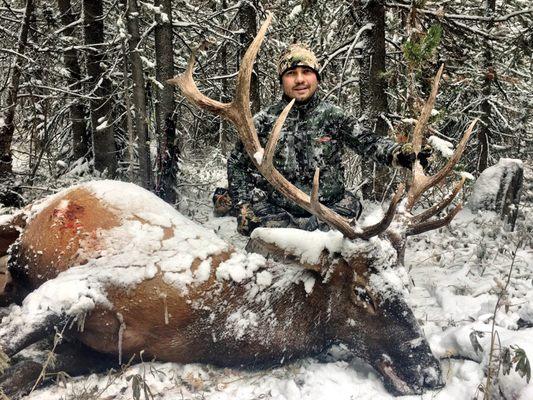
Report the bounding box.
[373,344,444,395]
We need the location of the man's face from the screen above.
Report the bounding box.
[281,66,318,102]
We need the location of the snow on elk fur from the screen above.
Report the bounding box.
[0,12,477,399]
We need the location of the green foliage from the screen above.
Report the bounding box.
[502,345,531,383]
[403,24,443,69]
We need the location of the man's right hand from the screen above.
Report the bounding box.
[236,203,261,236]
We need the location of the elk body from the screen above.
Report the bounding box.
[0,179,445,397]
[0,13,476,399]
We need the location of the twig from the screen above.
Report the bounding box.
[385,3,533,23]
[29,321,70,394]
[483,239,523,399]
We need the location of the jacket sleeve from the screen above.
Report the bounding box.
[341,114,399,166]
[227,111,268,205]
[227,140,256,205]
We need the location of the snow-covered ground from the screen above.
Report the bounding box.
[3,157,532,400]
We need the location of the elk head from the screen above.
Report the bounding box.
[168,13,476,395]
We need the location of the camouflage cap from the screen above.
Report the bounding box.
[277,43,320,79]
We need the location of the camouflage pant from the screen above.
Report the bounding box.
[214,187,362,235]
[252,191,362,232]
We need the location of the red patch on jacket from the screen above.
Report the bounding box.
[316,136,332,143]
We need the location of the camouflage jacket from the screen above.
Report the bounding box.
[227,94,399,215]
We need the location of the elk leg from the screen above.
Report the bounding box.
[0,339,116,399]
[0,312,68,358]
[0,358,42,399]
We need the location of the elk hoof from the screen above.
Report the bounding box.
[0,358,42,399]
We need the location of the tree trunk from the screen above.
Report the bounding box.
[354,0,388,136]
[153,0,178,203]
[218,0,232,154]
[121,42,135,182]
[478,0,496,174]
[0,0,34,177]
[125,0,151,189]
[352,0,390,200]
[155,117,179,204]
[83,0,117,177]
[239,1,260,114]
[57,0,90,162]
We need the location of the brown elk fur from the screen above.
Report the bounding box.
[10,188,120,288]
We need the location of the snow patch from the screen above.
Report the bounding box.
[251,228,345,264]
[256,270,273,287]
[288,5,302,19]
[95,120,109,131]
[428,135,454,158]
[253,149,264,165]
[216,252,266,283]
[468,158,523,211]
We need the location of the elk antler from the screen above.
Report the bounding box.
[403,65,478,236]
[168,13,403,240]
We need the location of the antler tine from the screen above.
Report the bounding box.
[411,176,466,224]
[405,64,444,211]
[400,66,476,237]
[405,63,477,210]
[358,184,405,240]
[263,99,296,172]
[234,13,273,114]
[167,47,231,116]
[225,12,275,156]
[412,64,444,153]
[406,204,462,236]
[406,118,477,210]
[310,168,405,239]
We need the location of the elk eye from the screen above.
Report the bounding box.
[353,286,376,313]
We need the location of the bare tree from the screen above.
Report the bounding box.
[0,0,34,178]
[154,0,178,203]
[352,0,388,136]
[351,0,390,199]
[478,0,496,173]
[57,0,90,162]
[124,0,151,188]
[83,0,117,177]
[238,1,261,114]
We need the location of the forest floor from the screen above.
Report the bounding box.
[5,151,533,400]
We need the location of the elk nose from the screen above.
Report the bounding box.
[421,359,445,389]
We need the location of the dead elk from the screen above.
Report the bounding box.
[1,180,441,398]
[0,13,477,399]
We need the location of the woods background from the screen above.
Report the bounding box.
[0,0,531,208]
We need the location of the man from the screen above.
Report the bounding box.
[219,43,429,235]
